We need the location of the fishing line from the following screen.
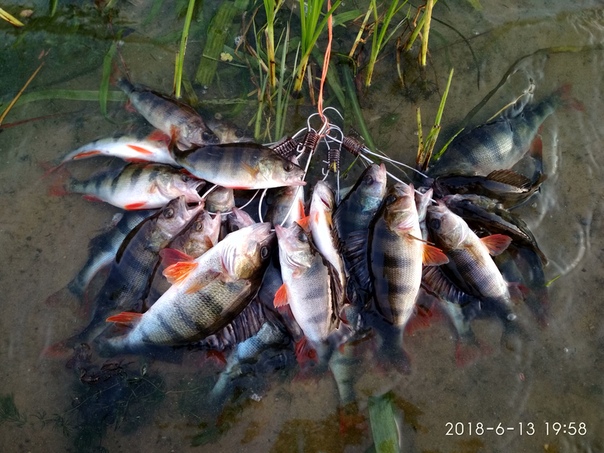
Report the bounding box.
[257,188,268,223]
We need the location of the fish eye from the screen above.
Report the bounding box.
[163,207,175,219]
[283,161,294,172]
[364,175,374,185]
[260,246,270,260]
[202,131,214,142]
[235,129,245,138]
[297,231,308,243]
[429,218,441,230]
[194,220,204,231]
[181,174,191,182]
[385,194,397,205]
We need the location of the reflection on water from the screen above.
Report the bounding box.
[1,1,604,452]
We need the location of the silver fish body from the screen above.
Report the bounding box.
[66,163,204,210]
[61,134,178,166]
[426,202,517,320]
[173,143,306,190]
[429,88,564,177]
[275,223,340,345]
[370,183,424,327]
[117,78,218,150]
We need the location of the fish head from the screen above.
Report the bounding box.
[358,163,388,203]
[222,222,275,279]
[415,186,433,223]
[275,223,314,273]
[204,186,235,213]
[227,207,256,232]
[170,171,205,203]
[182,210,222,254]
[156,196,205,237]
[182,119,220,149]
[259,155,306,187]
[310,180,335,214]
[383,183,418,232]
[427,202,470,249]
[206,117,254,143]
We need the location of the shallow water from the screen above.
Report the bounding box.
[1,1,604,452]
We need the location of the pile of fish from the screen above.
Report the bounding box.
[47,77,566,411]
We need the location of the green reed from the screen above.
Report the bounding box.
[364,0,407,87]
[174,0,197,99]
[292,0,341,93]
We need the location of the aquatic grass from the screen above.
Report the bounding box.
[364,0,408,87]
[420,0,435,67]
[0,393,26,427]
[99,41,118,118]
[341,61,376,150]
[263,0,285,89]
[292,0,342,93]
[0,61,45,126]
[368,393,400,453]
[49,0,58,17]
[416,67,455,170]
[0,7,24,26]
[195,0,249,87]
[174,0,197,98]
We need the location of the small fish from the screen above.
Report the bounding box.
[334,164,388,314]
[60,132,178,166]
[433,169,546,209]
[53,163,204,210]
[67,209,157,300]
[104,223,274,350]
[370,184,448,327]
[428,86,571,177]
[442,193,547,265]
[274,223,342,356]
[307,181,347,304]
[427,201,518,321]
[173,143,306,190]
[117,78,219,150]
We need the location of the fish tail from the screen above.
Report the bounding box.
[46,164,72,196]
[553,83,584,112]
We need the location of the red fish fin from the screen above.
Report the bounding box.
[46,164,72,196]
[527,135,543,162]
[106,312,143,325]
[555,83,585,112]
[273,284,289,308]
[295,337,317,366]
[83,194,103,203]
[160,248,195,267]
[123,202,149,210]
[296,215,311,231]
[72,150,103,160]
[126,144,154,155]
[455,342,483,368]
[422,244,449,266]
[163,260,199,285]
[147,130,171,144]
[205,350,227,365]
[481,234,512,256]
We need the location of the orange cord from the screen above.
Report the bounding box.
[317,0,333,127]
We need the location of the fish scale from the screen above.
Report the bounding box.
[371,184,425,326]
[66,163,204,209]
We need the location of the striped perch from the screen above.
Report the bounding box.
[61,162,204,210]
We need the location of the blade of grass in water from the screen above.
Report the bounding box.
[174,0,197,98]
[0,7,24,26]
[420,0,435,67]
[421,67,454,168]
[100,41,117,118]
[196,0,249,87]
[341,61,375,150]
[364,0,407,87]
[368,393,400,453]
[293,0,342,93]
[274,24,291,139]
[49,0,58,17]
[0,62,45,126]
